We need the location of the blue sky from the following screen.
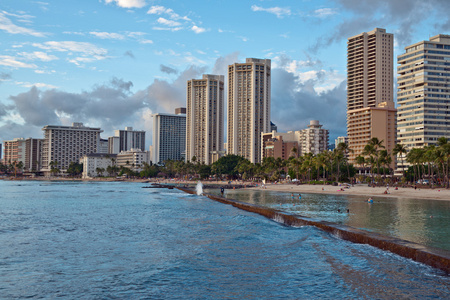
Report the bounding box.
[1,0,449,150]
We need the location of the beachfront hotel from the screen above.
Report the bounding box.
[227,58,271,164]
[41,122,103,174]
[346,28,397,168]
[186,74,225,165]
[152,108,186,164]
[397,34,450,161]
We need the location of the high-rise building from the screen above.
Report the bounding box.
[347,28,397,167]
[41,122,103,173]
[228,58,271,163]
[3,138,26,165]
[397,34,450,150]
[108,127,145,154]
[186,74,224,164]
[152,108,186,164]
[299,120,329,155]
[335,136,348,149]
[24,138,43,171]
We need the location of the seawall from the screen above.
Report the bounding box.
[177,187,450,274]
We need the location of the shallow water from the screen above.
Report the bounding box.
[0,180,449,299]
[213,188,450,251]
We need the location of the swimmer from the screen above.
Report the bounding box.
[298,194,301,200]
[338,209,341,213]
[368,197,373,203]
[347,209,350,213]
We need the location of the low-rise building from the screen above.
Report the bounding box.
[116,149,150,172]
[261,131,299,160]
[299,120,329,155]
[81,153,117,178]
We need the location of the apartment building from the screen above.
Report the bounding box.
[397,34,450,149]
[261,131,299,160]
[299,120,329,155]
[41,122,103,173]
[347,28,397,167]
[228,58,271,163]
[3,138,26,165]
[186,74,224,164]
[152,108,186,164]
[116,149,150,172]
[81,153,117,178]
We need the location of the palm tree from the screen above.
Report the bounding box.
[368,137,385,177]
[393,143,408,177]
[337,142,353,183]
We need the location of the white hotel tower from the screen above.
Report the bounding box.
[227,58,271,164]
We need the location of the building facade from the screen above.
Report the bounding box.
[335,136,348,149]
[81,153,117,178]
[116,149,150,172]
[3,138,26,166]
[41,122,103,173]
[108,127,145,154]
[347,28,397,166]
[186,74,224,164]
[261,131,299,160]
[228,58,271,163]
[24,138,43,172]
[397,34,450,150]
[299,120,329,155]
[152,108,186,164]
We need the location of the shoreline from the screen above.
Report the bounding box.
[248,183,450,201]
[3,176,450,201]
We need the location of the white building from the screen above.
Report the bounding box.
[227,58,271,163]
[81,153,117,178]
[186,74,224,164]
[108,127,145,154]
[152,108,186,164]
[116,149,150,172]
[41,122,103,174]
[335,136,348,149]
[299,120,329,155]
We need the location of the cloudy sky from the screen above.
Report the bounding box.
[1,0,449,150]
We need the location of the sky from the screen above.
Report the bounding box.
[1,0,449,151]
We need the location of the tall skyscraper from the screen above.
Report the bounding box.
[186,74,224,164]
[108,127,145,154]
[41,122,103,173]
[347,28,397,167]
[152,108,186,164]
[228,58,271,163]
[397,34,450,150]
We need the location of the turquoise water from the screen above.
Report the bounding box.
[0,180,449,298]
[213,188,450,251]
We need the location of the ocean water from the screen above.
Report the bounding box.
[0,180,449,299]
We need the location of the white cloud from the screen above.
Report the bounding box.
[90,31,125,39]
[0,11,46,37]
[16,81,57,89]
[152,26,183,32]
[147,5,190,21]
[314,8,337,18]
[32,41,107,56]
[104,0,146,9]
[251,5,291,18]
[0,55,37,68]
[19,51,58,62]
[157,17,181,27]
[139,39,153,44]
[191,25,206,34]
[127,31,146,37]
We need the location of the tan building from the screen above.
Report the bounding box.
[116,149,150,173]
[347,28,396,167]
[261,131,299,160]
[228,58,271,163]
[347,102,397,167]
[186,74,224,164]
[3,138,26,165]
[397,34,450,151]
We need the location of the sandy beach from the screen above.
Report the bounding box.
[249,183,450,201]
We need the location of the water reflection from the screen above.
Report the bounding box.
[207,188,450,251]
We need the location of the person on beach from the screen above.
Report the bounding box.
[220,186,224,195]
